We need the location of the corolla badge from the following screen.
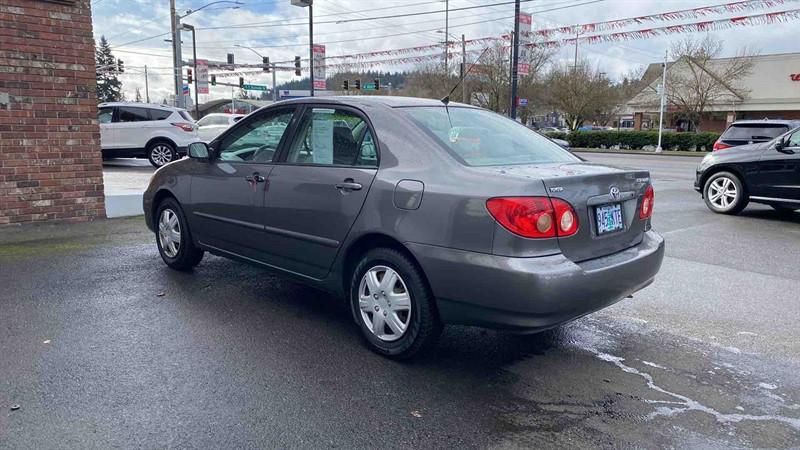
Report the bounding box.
[609,186,621,200]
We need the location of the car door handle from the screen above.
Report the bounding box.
[245,173,266,183]
[334,180,362,191]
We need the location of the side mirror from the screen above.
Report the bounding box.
[775,137,785,151]
[188,142,210,159]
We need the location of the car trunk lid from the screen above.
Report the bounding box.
[490,162,651,262]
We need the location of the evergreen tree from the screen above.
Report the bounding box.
[96,36,123,103]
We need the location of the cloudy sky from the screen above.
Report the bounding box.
[90,0,800,103]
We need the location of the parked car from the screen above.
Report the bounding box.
[196,113,244,143]
[143,97,664,359]
[696,126,800,214]
[712,119,800,151]
[98,102,198,167]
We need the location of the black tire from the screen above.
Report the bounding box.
[155,197,204,271]
[349,248,442,359]
[703,171,748,215]
[771,205,798,214]
[147,141,176,168]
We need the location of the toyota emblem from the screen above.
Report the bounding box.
[610,186,621,200]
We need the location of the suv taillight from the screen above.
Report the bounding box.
[639,185,654,219]
[171,122,195,132]
[486,197,579,239]
[712,141,731,151]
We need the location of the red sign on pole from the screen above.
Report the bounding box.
[312,44,326,90]
[518,13,532,76]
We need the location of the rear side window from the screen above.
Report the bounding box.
[285,108,377,167]
[118,107,150,122]
[722,124,788,141]
[404,107,578,166]
[148,109,172,120]
[178,111,194,122]
[98,107,113,124]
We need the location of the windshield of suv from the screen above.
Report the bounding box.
[721,124,789,141]
[403,107,578,166]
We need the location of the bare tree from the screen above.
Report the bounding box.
[665,35,755,131]
[543,60,619,130]
[134,87,143,103]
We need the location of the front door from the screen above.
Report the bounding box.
[757,130,800,201]
[262,106,379,279]
[189,107,297,260]
[98,106,116,149]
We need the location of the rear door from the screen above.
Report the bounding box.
[540,163,651,262]
[261,105,379,279]
[116,106,151,149]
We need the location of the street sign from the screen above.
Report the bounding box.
[519,98,529,106]
[362,82,377,90]
[196,59,209,94]
[243,84,268,91]
[312,44,326,90]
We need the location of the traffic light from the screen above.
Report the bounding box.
[187,68,193,84]
[263,56,270,72]
[239,77,244,88]
[227,53,235,65]
[354,79,361,90]
[116,59,124,73]
[294,56,301,76]
[211,75,216,86]
[374,78,380,91]
[342,80,349,91]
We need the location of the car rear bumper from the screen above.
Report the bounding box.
[407,230,665,332]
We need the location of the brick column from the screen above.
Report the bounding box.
[0,0,105,225]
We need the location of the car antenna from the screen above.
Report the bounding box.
[440,45,492,129]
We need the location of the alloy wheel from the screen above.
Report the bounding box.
[358,265,412,342]
[708,176,738,209]
[151,144,174,166]
[158,209,181,258]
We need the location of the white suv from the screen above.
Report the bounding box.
[98,102,199,167]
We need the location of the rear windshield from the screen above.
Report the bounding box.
[722,124,789,141]
[403,107,579,166]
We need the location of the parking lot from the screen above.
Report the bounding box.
[1,152,799,448]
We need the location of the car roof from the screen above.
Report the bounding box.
[729,119,800,126]
[98,102,182,111]
[274,95,475,109]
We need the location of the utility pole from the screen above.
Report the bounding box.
[272,65,277,101]
[509,0,520,119]
[144,65,150,103]
[461,33,466,104]
[573,29,579,71]
[309,2,314,97]
[170,0,183,108]
[656,49,668,153]
[444,0,449,77]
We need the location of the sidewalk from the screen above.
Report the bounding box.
[573,148,709,157]
[102,159,154,218]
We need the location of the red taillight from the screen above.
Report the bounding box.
[639,185,654,219]
[171,122,195,132]
[712,141,732,151]
[486,197,578,239]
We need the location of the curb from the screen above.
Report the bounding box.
[574,148,708,157]
[105,193,144,218]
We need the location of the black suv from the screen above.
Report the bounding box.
[696,123,800,214]
[712,119,800,151]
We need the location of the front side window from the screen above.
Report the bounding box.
[217,109,294,163]
[404,107,579,167]
[118,107,150,122]
[285,108,376,166]
[786,129,800,147]
[98,108,113,124]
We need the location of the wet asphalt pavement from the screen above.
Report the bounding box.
[1,153,799,448]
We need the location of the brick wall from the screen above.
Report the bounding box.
[0,0,105,225]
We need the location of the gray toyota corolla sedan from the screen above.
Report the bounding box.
[144,96,664,359]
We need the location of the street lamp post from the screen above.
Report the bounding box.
[235,44,277,102]
[291,0,314,97]
[170,1,242,108]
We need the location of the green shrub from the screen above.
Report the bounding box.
[544,131,719,151]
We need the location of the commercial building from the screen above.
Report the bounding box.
[626,52,800,133]
[0,0,105,225]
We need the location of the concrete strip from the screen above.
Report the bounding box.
[105,193,144,218]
